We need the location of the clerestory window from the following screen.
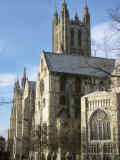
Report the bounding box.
[78,30,82,47]
[71,28,74,46]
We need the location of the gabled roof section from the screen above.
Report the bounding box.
[44,52,115,77]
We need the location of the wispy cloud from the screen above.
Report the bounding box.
[0,65,38,89]
[91,22,120,58]
[0,73,16,87]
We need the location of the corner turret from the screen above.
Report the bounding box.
[15,77,20,87]
[61,0,69,20]
[53,9,58,25]
[52,9,59,52]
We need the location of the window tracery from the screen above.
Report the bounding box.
[90,109,111,140]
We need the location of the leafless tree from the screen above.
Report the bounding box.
[109,7,120,32]
[92,30,114,58]
[108,7,120,55]
[91,6,120,77]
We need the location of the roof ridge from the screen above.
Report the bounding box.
[44,51,115,78]
[44,51,115,61]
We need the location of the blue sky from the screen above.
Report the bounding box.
[0,0,120,137]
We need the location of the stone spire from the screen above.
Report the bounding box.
[62,0,67,6]
[22,67,27,89]
[61,0,69,19]
[74,11,79,21]
[14,77,20,95]
[53,9,58,25]
[15,77,20,88]
[23,67,26,78]
[83,0,90,25]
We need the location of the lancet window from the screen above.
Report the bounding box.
[60,76,66,91]
[78,30,82,46]
[71,28,74,46]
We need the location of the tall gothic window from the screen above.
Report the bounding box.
[60,96,66,105]
[78,30,82,47]
[75,78,81,93]
[90,109,111,140]
[60,76,66,91]
[71,28,74,46]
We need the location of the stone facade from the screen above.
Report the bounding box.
[81,91,120,160]
[7,69,36,158]
[7,1,120,160]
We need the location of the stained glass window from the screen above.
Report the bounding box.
[90,109,111,140]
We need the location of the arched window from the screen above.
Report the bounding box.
[60,76,66,91]
[78,30,82,47]
[90,109,111,140]
[71,28,74,46]
[75,78,81,93]
[60,96,66,105]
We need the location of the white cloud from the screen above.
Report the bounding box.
[91,22,120,58]
[0,65,38,88]
[92,22,111,41]
[0,73,16,87]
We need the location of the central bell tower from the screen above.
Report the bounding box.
[52,0,91,56]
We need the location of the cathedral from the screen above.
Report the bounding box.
[7,1,120,160]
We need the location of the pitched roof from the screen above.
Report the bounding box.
[44,52,115,77]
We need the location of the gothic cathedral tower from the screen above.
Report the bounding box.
[52,0,91,56]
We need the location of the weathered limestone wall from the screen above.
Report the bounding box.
[35,53,50,128]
